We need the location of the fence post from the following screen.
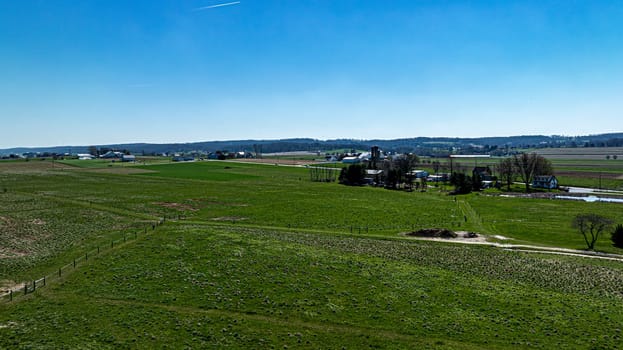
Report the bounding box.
[24,283,27,295]
[135,232,137,239]
[73,259,76,268]
[43,276,46,286]
[9,290,12,301]
[32,280,36,292]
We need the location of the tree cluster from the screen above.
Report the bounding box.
[338,164,366,186]
[382,154,419,189]
[497,153,553,192]
[449,173,473,194]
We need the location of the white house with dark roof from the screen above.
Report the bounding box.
[532,175,558,189]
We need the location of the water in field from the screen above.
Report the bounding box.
[555,195,623,204]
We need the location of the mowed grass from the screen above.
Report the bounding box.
[1,224,622,349]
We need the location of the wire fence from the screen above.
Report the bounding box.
[1,207,478,303]
[0,217,166,303]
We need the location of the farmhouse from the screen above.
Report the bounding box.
[472,166,494,181]
[532,175,558,189]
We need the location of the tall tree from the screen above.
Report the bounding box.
[338,164,366,186]
[450,172,472,194]
[497,158,516,191]
[572,214,614,250]
[512,153,553,192]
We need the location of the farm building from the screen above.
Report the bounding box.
[532,175,558,189]
[77,153,95,160]
[408,170,429,179]
[100,151,123,159]
[342,156,361,164]
[427,173,449,182]
[173,156,195,162]
[121,154,136,162]
[472,166,494,181]
[365,169,384,184]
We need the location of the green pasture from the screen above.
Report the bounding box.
[1,224,622,348]
[1,160,623,348]
[468,194,620,248]
[1,160,622,281]
[58,156,169,169]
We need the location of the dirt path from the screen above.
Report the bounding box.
[408,234,623,262]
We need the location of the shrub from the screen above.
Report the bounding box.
[612,224,623,248]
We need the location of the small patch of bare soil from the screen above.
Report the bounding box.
[0,280,23,294]
[404,229,488,243]
[231,158,317,166]
[406,228,460,238]
[0,321,19,329]
[0,161,74,173]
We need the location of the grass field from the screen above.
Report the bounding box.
[1,159,622,348]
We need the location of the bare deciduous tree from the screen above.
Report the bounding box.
[572,214,614,250]
[512,153,552,192]
[497,157,515,191]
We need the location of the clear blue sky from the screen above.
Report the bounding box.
[1,0,623,148]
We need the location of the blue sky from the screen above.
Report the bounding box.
[1,0,623,148]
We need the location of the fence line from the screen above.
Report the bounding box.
[1,214,469,303]
[0,218,165,303]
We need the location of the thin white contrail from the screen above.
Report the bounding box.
[193,1,240,11]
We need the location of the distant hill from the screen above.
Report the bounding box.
[2,133,623,157]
